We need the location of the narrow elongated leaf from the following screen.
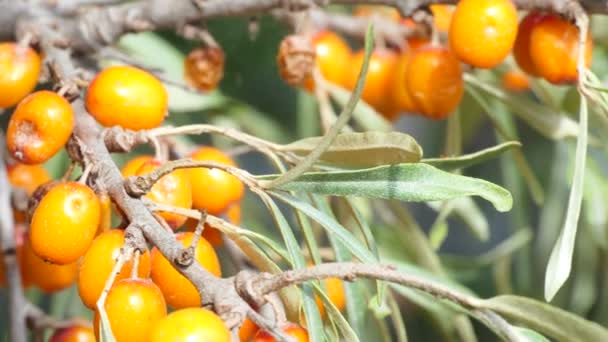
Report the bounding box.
[464,73,580,140]
[257,193,324,342]
[280,132,422,167]
[269,191,376,262]
[324,82,393,132]
[481,295,608,341]
[263,163,512,212]
[423,141,521,171]
[428,197,489,241]
[514,327,550,342]
[544,97,588,301]
[312,282,360,342]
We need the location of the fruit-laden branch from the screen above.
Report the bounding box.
[2,0,604,49]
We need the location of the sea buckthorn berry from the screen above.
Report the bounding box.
[96,278,166,342]
[529,14,593,85]
[1,225,28,288]
[449,0,518,68]
[97,192,112,235]
[430,5,454,33]
[389,50,419,114]
[277,34,315,87]
[25,180,59,224]
[22,238,77,292]
[346,49,399,120]
[239,318,259,341]
[78,229,151,309]
[120,155,153,178]
[150,232,221,309]
[303,31,352,90]
[85,65,168,130]
[30,182,100,264]
[502,69,531,92]
[184,45,225,91]
[252,324,309,342]
[513,11,546,76]
[189,147,244,215]
[315,277,346,318]
[150,307,231,342]
[136,159,192,229]
[50,324,95,342]
[406,46,464,119]
[0,42,41,108]
[7,91,74,164]
[7,163,51,196]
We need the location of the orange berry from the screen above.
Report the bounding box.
[315,277,346,318]
[449,0,518,68]
[513,11,546,76]
[6,90,74,164]
[188,147,244,215]
[136,159,192,229]
[120,155,153,178]
[150,307,231,342]
[78,229,151,309]
[96,278,166,342]
[150,232,221,309]
[430,5,454,33]
[347,49,399,120]
[502,69,531,92]
[86,65,168,130]
[303,31,352,90]
[22,238,77,292]
[227,203,242,225]
[97,192,112,235]
[389,50,419,114]
[7,163,51,196]
[30,182,100,264]
[50,324,95,342]
[239,318,259,341]
[252,324,309,342]
[406,46,464,119]
[184,45,225,91]
[0,42,41,108]
[529,14,593,84]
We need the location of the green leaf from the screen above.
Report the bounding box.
[312,282,360,342]
[323,82,393,132]
[481,295,608,341]
[544,97,588,301]
[256,193,324,342]
[114,32,227,112]
[514,327,550,342]
[423,141,521,171]
[263,163,512,212]
[428,197,489,242]
[464,73,580,140]
[269,191,376,262]
[280,132,423,167]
